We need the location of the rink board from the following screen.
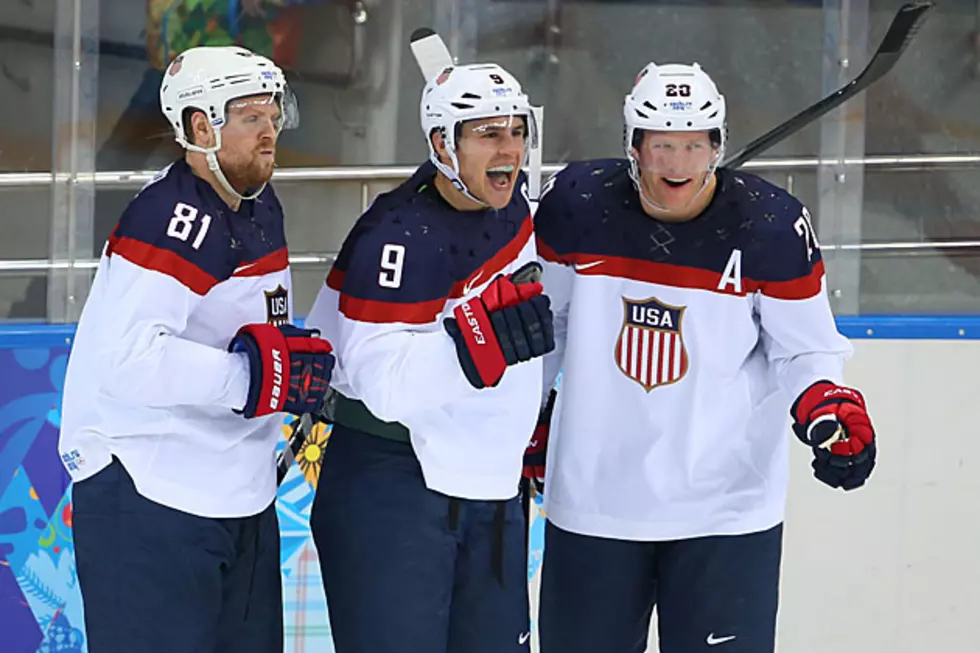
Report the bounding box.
[0,317,974,653]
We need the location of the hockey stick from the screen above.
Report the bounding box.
[410,27,455,82]
[722,0,934,169]
[276,388,337,486]
[277,413,314,486]
[508,263,545,556]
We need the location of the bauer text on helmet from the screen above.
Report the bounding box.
[160,46,299,202]
[624,62,726,217]
[420,63,537,210]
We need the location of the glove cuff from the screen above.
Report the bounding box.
[790,379,838,424]
[230,323,289,416]
[448,299,506,388]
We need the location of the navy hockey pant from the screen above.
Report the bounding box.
[310,425,531,653]
[71,457,283,653]
[539,520,782,653]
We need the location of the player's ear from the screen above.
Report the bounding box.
[631,128,646,160]
[190,110,214,148]
[430,128,451,166]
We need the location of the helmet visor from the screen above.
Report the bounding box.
[226,86,300,132]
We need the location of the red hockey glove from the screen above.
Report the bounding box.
[791,380,876,490]
[444,262,555,389]
[230,324,335,418]
[523,388,557,495]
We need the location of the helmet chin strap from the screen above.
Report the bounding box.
[430,149,489,208]
[628,149,722,216]
[181,129,267,203]
[428,124,531,209]
[636,169,714,215]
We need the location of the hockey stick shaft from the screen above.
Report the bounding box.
[277,412,314,486]
[722,1,933,170]
[276,388,337,486]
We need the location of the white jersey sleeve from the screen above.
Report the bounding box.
[93,213,249,411]
[536,174,575,404]
[756,205,853,400]
[306,215,476,424]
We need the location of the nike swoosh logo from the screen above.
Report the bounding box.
[706,634,736,645]
[463,270,484,295]
[573,260,604,272]
[234,261,260,274]
[518,632,530,645]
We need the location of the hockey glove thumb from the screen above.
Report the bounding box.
[791,380,876,491]
[445,263,555,389]
[230,324,335,419]
[523,387,557,495]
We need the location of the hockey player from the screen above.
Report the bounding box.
[527,62,878,653]
[304,62,553,653]
[59,46,334,653]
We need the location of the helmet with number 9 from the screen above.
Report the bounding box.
[623,62,726,190]
[159,45,298,201]
[420,63,538,206]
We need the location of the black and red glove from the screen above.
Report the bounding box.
[444,262,555,389]
[230,324,335,418]
[791,380,876,491]
[523,388,557,495]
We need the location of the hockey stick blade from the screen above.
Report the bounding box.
[410,26,454,82]
[722,1,934,170]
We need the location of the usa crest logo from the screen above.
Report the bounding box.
[615,297,689,391]
[265,285,289,326]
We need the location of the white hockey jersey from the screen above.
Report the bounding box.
[59,159,293,518]
[536,159,853,541]
[306,162,542,500]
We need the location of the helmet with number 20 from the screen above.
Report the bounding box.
[420,63,537,204]
[623,62,727,186]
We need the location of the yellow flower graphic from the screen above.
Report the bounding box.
[279,420,332,488]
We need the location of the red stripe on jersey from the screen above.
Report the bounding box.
[107,235,219,296]
[536,237,562,264]
[233,247,288,277]
[339,295,446,325]
[753,259,825,300]
[325,266,344,291]
[337,214,535,325]
[328,266,440,324]
[330,264,445,324]
[560,252,824,300]
[450,214,534,297]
